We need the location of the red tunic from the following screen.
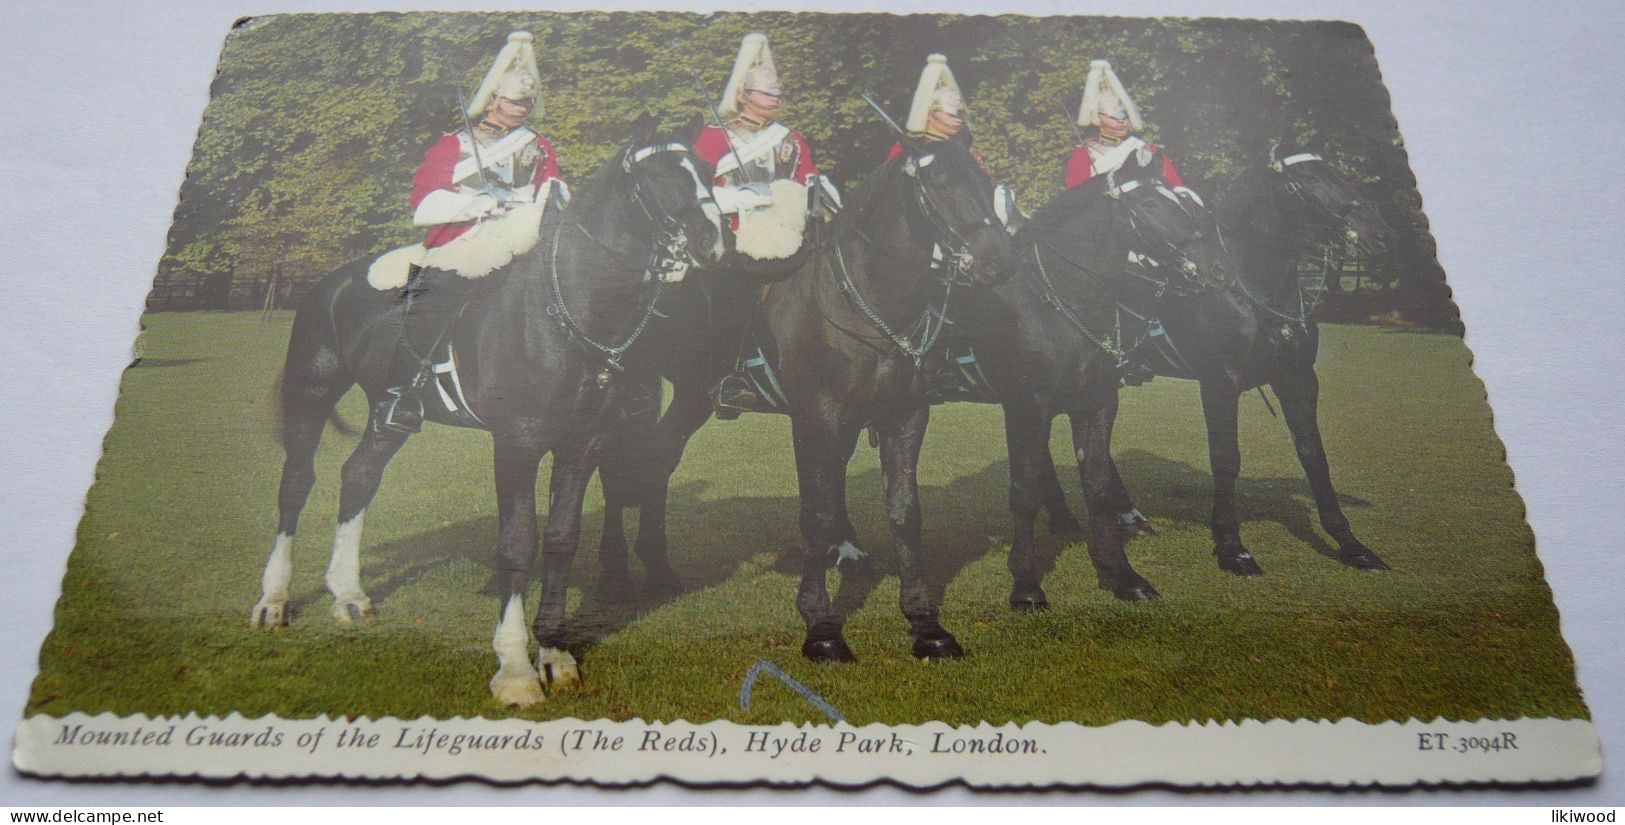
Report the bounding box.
[693,125,818,231]
[1063,143,1184,190]
[409,132,564,249]
[693,126,818,185]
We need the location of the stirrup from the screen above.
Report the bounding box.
[1121,362,1156,387]
[714,373,764,420]
[372,388,423,435]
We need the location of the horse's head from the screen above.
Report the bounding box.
[893,132,1014,287]
[1105,152,1235,288]
[1267,144,1397,256]
[619,113,727,277]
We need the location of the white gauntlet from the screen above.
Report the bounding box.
[413,189,500,226]
[713,185,774,215]
[1172,186,1206,208]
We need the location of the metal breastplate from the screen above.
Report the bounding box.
[721,126,799,186]
[453,130,541,189]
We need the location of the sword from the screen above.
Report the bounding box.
[453,86,502,201]
[1059,100,1087,147]
[690,70,761,192]
[860,93,909,142]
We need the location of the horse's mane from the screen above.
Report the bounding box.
[570,128,703,201]
[1215,152,1287,238]
[845,153,905,224]
[1015,175,1115,246]
[845,138,989,225]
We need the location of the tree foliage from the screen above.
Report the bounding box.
[154,12,1455,328]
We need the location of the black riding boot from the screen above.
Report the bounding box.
[374,266,474,435]
[714,370,763,420]
[1120,360,1156,387]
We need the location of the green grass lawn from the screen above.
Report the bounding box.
[25,313,1587,727]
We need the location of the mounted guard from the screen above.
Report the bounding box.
[695,32,840,415]
[884,53,1021,230]
[693,32,839,258]
[373,30,569,434]
[1064,59,1198,204]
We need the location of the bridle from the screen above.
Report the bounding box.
[900,150,1004,286]
[1269,145,1364,241]
[544,140,719,387]
[1107,172,1232,289]
[825,148,1004,364]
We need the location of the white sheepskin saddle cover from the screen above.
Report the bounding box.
[366,203,547,290]
[735,179,809,261]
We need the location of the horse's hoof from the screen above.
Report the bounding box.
[490,666,546,707]
[802,636,858,664]
[1102,579,1161,603]
[249,598,289,629]
[1119,509,1158,539]
[537,647,582,693]
[1008,585,1049,612]
[913,634,965,660]
[1340,548,1390,572]
[1215,547,1265,577]
[330,596,377,625]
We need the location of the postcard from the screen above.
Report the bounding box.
[12,11,1598,787]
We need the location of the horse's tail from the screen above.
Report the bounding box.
[275,271,362,452]
[274,365,358,449]
[326,404,358,438]
[271,368,286,443]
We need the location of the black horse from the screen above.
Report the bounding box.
[595,135,1014,662]
[968,151,1237,608]
[248,114,724,707]
[1033,144,1398,577]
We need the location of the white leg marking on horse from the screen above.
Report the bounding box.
[834,540,867,564]
[326,510,376,624]
[250,532,294,628]
[489,594,545,707]
[536,646,581,693]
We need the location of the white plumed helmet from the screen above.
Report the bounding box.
[1078,59,1142,131]
[466,31,543,119]
[719,32,780,119]
[905,53,964,134]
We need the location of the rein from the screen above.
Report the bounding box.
[1223,148,1360,331]
[820,153,999,364]
[542,142,706,386]
[1029,241,1133,363]
[1109,176,1232,289]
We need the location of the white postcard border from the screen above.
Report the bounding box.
[12,713,1601,788]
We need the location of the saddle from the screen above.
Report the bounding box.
[734,179,811,261]
[364,203,548,290]
[922,338,997,404]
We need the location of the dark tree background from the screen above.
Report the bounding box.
[150,12,1458,331]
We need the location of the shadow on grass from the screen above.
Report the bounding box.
[565,460,1066,652]
[282,516,501,619]
[1110,447,1374,561]
[129,357,207,368]
[296,446,1377,653]
[288,460,1037,654]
